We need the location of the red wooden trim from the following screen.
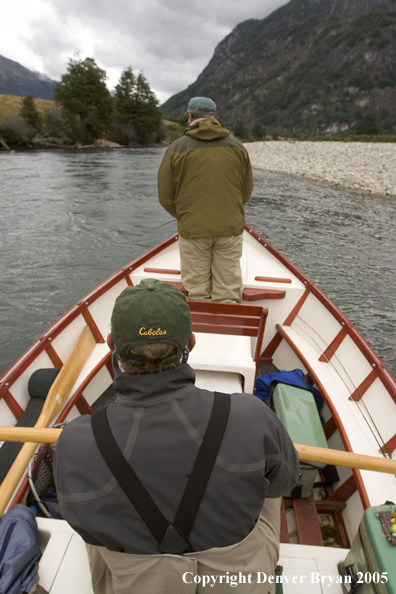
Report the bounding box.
[315,500,346,513]
[125,275,133,286]
[2,391,24,420]
[333,511,351,549]
[349,370,377,401]
[329,475,357,502]
[255,276,292,284]
[56,352,111,423]
[9,475,29,509]
[306,372,315,385]
[162,281,187,296]
[192,323,258,337]
[144,267,181,275]
[83,309,105,344]
[293,495,324,546]
[260,332,283,361]
[324,416,337,440]
[245,223,396,402]
[380,434,396,455]
[45,344,63,368]
[106,359,115,380]
[242,288,286,301]
[75,395,93,416]
[276,323,370,510]
[254,312,267,364]
[319,327,348,362]
[191,312,260,328]
[280,498,289,543]
[188,300,266,317]
[283,290,309,326]
[189,301,267,364]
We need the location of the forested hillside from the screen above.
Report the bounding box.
[162,0,396,138]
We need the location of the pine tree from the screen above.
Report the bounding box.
[20,95,42,132]
[357,113,379,136]
[54,56,114,141]
[113,68,162,145]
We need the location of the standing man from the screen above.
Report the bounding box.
[158,97,253,303]
[54,279,299,594]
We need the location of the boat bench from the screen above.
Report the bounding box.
[187,301,268,394]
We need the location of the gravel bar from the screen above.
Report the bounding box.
[245,141,396,197]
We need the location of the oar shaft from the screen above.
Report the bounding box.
[1,430,396,475]
[0,427,61,444]
[295,443,396,475]
[0,326,96,517]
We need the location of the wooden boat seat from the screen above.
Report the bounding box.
[187,301,268,394]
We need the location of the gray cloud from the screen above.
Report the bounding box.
[1,0,287,103]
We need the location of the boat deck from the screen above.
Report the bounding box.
[36,518,349,593]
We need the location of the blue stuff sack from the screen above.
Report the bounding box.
[254,368,323,410]
[0,506,42,594]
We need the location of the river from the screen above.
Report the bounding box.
[1,147,395,379]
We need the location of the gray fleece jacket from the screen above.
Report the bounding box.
[54,364,299,554]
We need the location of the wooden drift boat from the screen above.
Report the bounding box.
[1,223,396,593]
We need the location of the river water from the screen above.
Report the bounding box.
[1,147,395,379]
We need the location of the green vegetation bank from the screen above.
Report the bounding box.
[0,56,164,149]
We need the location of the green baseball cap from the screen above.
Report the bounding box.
[186,96,217,116]
[111,279,192,355]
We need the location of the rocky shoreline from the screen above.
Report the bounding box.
[245,141,396,197]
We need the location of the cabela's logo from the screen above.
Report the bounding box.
[139,327,167,336]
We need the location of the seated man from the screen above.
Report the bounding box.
[54,279,299,593]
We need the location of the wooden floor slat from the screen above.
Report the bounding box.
[293,495,324,546]
[280,498,290,543]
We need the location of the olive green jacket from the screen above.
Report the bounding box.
[158,117,253,239]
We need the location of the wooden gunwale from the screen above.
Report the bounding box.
[245,223,396,402]
[56,352,112,424]
[0,234,179,398]
[275,322,370,509]
[3,391,24,420]
[2,226,394,522]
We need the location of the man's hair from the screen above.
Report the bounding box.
[190,111,215,121]
[117,343,182,375]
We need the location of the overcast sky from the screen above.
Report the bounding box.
[0,0,288,104]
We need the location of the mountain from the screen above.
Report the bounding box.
[0,55,58,100]
[161,0,396,137]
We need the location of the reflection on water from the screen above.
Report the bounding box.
[0,148,395,379]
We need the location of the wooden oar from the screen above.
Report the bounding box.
[1,423,396,475]
[0,325,96,516]
[295,443,396,475]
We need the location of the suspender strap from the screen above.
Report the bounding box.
[91,391,231,555]
[91,407,169,544]
[172,391,230,544]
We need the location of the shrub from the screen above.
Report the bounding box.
[42,106,71,139]
[357,113,379,135]
[0,116,35,146]
[252,122,266,140]
[233,121,249,140]
[109,120,139,146]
